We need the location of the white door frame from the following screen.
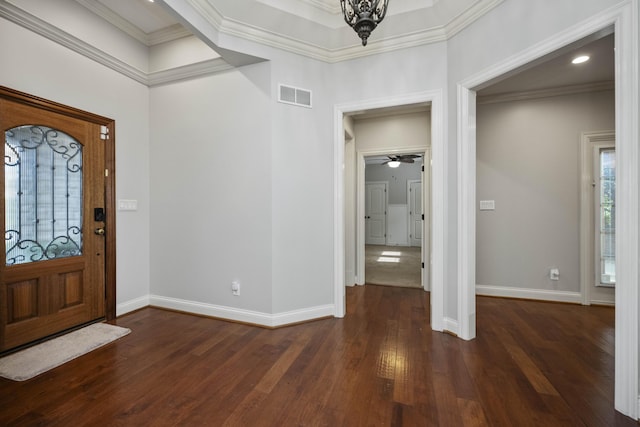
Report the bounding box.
[457,2,638,418]
[407,179,422,248]
[580,131,615,306]
[334,90,445,332]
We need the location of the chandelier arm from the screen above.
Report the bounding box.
[375,0,388,21]
[340,0,356,25]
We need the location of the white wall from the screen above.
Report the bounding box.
[476,90,615,296]
[9,0,149,73]
[269,51,335,313]
[354,111,431,155]
[365,163,422,205]
[149,63,273,314]
[0,18,151,311]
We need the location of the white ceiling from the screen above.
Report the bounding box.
[96,0,177,34]
[479,31,614,97]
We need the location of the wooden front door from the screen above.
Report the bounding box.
[0,88,115,352]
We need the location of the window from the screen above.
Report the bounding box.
[596,147,615,286]
[4,125,83,265]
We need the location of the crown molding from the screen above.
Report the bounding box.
[0,1,231,87]
[301,0,341,15]
[477,80,615,104]
[148,58,233,86]
[148,24,192,45]
[444,0,504,39]
[188,0,502,63]
[74,0,191,46]
[74,0,148,44]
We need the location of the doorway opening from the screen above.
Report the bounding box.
[362,153,425,289]
[334,89,445,331]
[458,4,638,418]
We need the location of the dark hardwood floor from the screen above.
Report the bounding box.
[0,285,635,426]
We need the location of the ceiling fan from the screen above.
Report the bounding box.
[381,154,421,167]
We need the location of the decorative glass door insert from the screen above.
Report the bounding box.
[5,125,83,265]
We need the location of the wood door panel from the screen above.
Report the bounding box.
[3,261,92,349]
[61,271,84,309]
[6,280,38,323]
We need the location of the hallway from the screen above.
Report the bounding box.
[365,245,422,288]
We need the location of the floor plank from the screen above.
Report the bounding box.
[0,285,635,426]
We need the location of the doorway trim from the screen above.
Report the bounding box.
[334,89,445,332]
[0,85,117,321]
[407,179,423,249]
[456,1,638,418]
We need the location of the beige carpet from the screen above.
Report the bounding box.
[0,323,130,381]
[365,245,422,288]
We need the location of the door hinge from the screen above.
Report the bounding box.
[100,126,109,140]
[421,262,424,268]
[422,214,424,220]
[422,165,424,172]
[105,169,109,177]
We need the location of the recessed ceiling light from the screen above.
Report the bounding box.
[572,55,590,64]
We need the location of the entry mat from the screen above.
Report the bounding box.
[0,323,131,381]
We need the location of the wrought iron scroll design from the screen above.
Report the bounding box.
[5,125,83,265]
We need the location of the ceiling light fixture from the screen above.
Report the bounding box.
[572,55,590,64]
[340,0,389,46]
[387,160,401,168]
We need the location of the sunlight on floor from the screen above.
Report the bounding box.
[377,256,400,263]
[381,251,402,256]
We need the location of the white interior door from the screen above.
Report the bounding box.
[408,180,422,247]
[365,182,387,245]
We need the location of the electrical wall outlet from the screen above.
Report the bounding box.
[550,268,560,281]
[231,280,240,296]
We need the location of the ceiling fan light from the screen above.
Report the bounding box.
[388,160,401,168]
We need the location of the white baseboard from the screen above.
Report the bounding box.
[271,304,335,327]
[590,299,615,307]
[444,317,459,336]
[149,295,335,328]
[116,295,150,317]
[476,285,581,304]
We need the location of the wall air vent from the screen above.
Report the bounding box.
[278,84,312,108]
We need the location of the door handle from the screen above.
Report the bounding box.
[94,227,105,236]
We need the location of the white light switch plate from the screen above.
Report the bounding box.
[479,200,495,211]
[118,199,138,211]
